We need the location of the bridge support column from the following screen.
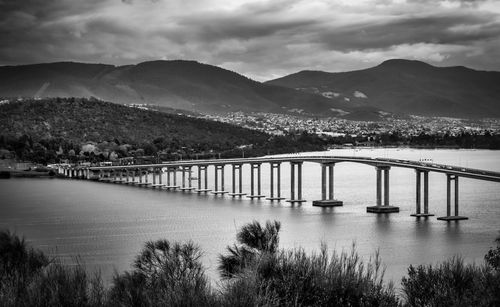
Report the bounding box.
[164,167,179,190]
[438,174,468,221]
[313,163,343,207]
[137,169,143,185]
[150,167,163,188]
[367,166,399,213]
[195,165,211,193]
[247,163,265,199]
[180,166,195,191]
[267,162,284,201]
[286,161,306,203]
[212,165,228,195]
[229,164,246,197]
[411,170,433,217]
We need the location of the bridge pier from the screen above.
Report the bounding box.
[150,167,164,188]
[367,166,399,213]
[286,161,306,203]
[164,167,179,190]
[212,165,228,195]
[195,165,211,193]
[266,162,284,201]
[411,170,433,217]
[313,163,343,207]
[125,169,130,183]
[438,174,468,221]
[229,164,246,197]
[179,166,195,191]
[247,163,265,199]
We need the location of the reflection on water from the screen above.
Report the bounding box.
[0,149,499,286]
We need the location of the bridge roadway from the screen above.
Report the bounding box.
[61,155,500,221]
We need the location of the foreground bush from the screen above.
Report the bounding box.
[219,221,399,306]
[219,220,281,278]
[109,240,216,306]
[401,257,500,306]
[0,230,103,307]
[402,234,500,307]
[1,225,500,306]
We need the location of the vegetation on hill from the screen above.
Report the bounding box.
[0,98,326,164]
[1,222,499,306]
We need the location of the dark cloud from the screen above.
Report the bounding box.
[0,0,499,80]
[319,13,500,51]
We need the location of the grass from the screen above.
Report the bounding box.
[1,223,499,306]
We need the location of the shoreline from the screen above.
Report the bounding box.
[0,170,56,179]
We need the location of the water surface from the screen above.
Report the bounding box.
[1,148,499,287]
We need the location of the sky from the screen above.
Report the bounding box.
[1,0,499,81]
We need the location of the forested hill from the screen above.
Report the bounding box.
[0,97,266,145]
[0,98,323,163]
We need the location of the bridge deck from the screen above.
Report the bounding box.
[78,156,500,182]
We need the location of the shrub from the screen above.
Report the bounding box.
[485,235,500,271]
[109,239,216,306]
[0,230,103,307]
[219,220,281,278]
[25,261,106,307]
[401,256,500,307]
[219,221,399,306]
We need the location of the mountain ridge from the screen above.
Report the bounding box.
[1,59,498,119]
[1,60,381,119]
[266,59,500,118]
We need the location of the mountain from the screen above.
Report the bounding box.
[266,59,500,118]
[0,60,378,119]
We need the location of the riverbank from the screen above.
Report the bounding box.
[0,169,55,179]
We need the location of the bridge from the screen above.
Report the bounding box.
[59,155,500,221]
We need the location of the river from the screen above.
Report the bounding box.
[1,148,499,288]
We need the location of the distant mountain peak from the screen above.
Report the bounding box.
[377,59,434,69]
[266,59,500,119]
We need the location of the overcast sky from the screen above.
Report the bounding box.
[1,0,499,80]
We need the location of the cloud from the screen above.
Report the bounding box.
[0,0,499,80]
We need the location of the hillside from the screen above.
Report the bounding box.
[266,59,500,118]
[0,98,325,163]
[0,60,378,119]
[0,97,273,147]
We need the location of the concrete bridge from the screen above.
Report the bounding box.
[59,155,500,221]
